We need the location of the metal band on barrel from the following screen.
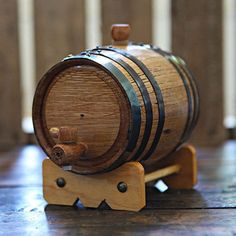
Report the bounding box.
[133,43,199,141]
[64,54,142,153]
[152,47,193,143]
[174,57,200,136]
[90,49,153,160]
[95,46,165,161]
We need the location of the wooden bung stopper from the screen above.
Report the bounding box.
[49,127,59,139]
[49,126,78,143]
[111,24,131,45]
[58,126,78,143]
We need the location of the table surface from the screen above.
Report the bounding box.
[0,141,236,236]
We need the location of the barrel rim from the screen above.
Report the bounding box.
[32,55,141,174]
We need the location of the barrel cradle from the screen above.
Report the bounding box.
[33,25,199,175]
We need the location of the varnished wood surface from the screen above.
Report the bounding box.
[43,159,145,211]
[0,142,236,235]
[34,44,197,174]
[45,66,122,158]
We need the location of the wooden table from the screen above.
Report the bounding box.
[0,142,236,235]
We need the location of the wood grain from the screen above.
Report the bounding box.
[43,145,196,211]
[111,24,131,44]
[43,159,145,211]
[34,0,86,81]
[33,44,199,173]
[0,0,23,150]
[0,142,236,234]
[172,0,226,146]
[126,46,189,162]
[45,66,124,158]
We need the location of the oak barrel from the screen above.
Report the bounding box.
[33,25,199,174]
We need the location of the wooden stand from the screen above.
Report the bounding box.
[43,145,197,212]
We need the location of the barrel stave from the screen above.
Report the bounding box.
[33,44,199,174]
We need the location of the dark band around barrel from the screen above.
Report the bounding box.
[89,50,153,160]
[93,46,165,161]
[152,47,193,143]
[64,54,141,153]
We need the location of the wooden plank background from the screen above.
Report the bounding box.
[34,0,86,81]
[0,0,227,149]
[0,0,23,150]
[172,0,225,146]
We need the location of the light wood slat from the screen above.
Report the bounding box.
[0,0,23,150]
[101,0,152,45]
[34,0,86,81]
[172,0,226,146]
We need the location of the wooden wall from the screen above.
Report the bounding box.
[0,0,23,150]
[0,0,226,150]
[172,0,225,146]
[34,0,86,81]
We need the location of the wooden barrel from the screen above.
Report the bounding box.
[33,25,199,174]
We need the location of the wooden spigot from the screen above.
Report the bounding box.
[111,24,131,46]
[49,126,88,166]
